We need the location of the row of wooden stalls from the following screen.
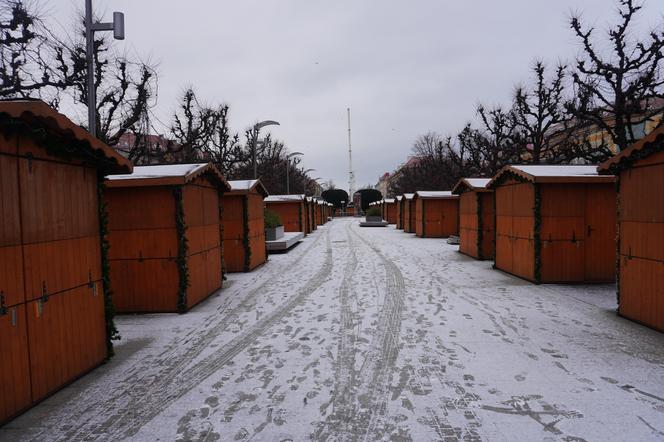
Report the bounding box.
[0,100,333,425]
[263,195,333,235]
[372,136,664,334]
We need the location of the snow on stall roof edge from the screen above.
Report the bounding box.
[512,165,601,177]
[415,190,456,198]
[228,179,259,191]
[464,178,491,188]
[107,163,209,180]
[264,194,305,202]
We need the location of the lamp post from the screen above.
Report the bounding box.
[85,0,125,137]
[285,152,303,194]
[302,168,315,195]
[252,120,280,179]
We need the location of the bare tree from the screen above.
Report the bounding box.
[514,61,570,163]
[169,88,220,163]
[474,104,523,175]
[0,0,80,103]
[569,0,664,151]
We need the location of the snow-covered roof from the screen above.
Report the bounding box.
[383,198,396,204]
[264,194,305,203]
[306,196,313,202]
[414,190,457,199]
[452,178,492,194]
[488,164,615,188]
[395,195,403,201]
[106,163,230,190]
[404,193,415,200]
[227,179,269,197]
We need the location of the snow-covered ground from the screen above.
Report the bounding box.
[3,218,664,441]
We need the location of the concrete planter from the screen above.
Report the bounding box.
[266,225,285,241]
[366,215,383,223]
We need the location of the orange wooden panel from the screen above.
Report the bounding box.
[201,186,220,226]
[19,159,98,244]
[249,235,267,270]
[0,245,25,306]
[480,193,495,229]
[512,237,535,281]
[540,240,585,282]
[620,221,664,262]
[187,225,207,256]
[183,184,204,228]
[186,250,221,309]
[495,185,513,217]
[26,285,106,402]
[540,216,585,241]
[110,259,179,313]
[619,256,664,332]
[0,304,32,425]
[205,247,222,298]
[584,184,617,282]
[620,159,664,223]
[496,215,513,237]
[540,184,585,217]
[511,216,535,239]
[495,235,513,274]
[511,183,535,217]
[460,228,479,258]
[22,236,101,303]
[266,202,303,232]
[107,228,177,260]
[0,154,21,247]
[105,186,176,230]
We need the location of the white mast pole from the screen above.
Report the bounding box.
[347,107,355,203]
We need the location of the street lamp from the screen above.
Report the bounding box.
[285,152,303,194]
[302,168,315,195]
[85,0,125,137]
[252,120,280,179]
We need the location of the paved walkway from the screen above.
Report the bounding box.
[2,218,664,441]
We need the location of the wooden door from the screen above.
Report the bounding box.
[584,184,617,281]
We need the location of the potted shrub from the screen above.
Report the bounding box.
[365,206,383,222]
[265,209,284,241]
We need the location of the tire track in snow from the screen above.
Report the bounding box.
[104,231,334,440]
[313,223,360,440]
[43,228,331,441]
[318,222,406,441]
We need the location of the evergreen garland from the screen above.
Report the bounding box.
[97,175,119,358]
[242,195,251,272]
[533,183,542,284]
[476,193,484,259]
[173,186,190,313]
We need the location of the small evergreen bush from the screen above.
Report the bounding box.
[264,209,283,228]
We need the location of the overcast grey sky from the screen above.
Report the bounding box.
[52,1,664,192]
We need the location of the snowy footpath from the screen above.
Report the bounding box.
[2,217,664,442]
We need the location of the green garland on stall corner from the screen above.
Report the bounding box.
[242,196,251,272]
[533,183,542,284]
[476,193,484,260]
[615,176,621,307]
[97,175,119,359]
[173,186,190,313]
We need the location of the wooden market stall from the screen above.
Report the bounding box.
[402,193,416,233]
[599,128,664,332]
[383,198,398,224]
[413,191,459,238]
[221,179,269,273]
[0,100,132,424]
[265,194,306,233]
[488,165,616,284]
[452,178,495,260]
[105,163,230,313]
[316,200,326,225]
[396,196,404,229]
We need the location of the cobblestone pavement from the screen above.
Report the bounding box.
[2,218,664,441]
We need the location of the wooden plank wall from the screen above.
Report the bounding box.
[106,186,180,312]
[183,177,222,309]
[247,193,267,271]
[618,151,664,331]
[220,194,245,273]
[416,199,459,238]
[495,181,535,281]
[1,133,106,424]
[266,202,303,233]
[386,203,398,224]
[459,192,480,258]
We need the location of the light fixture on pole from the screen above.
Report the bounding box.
[252,120,280,179]
[285,152,303,194]
[85,0,125,137]
[302,168,315,195]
